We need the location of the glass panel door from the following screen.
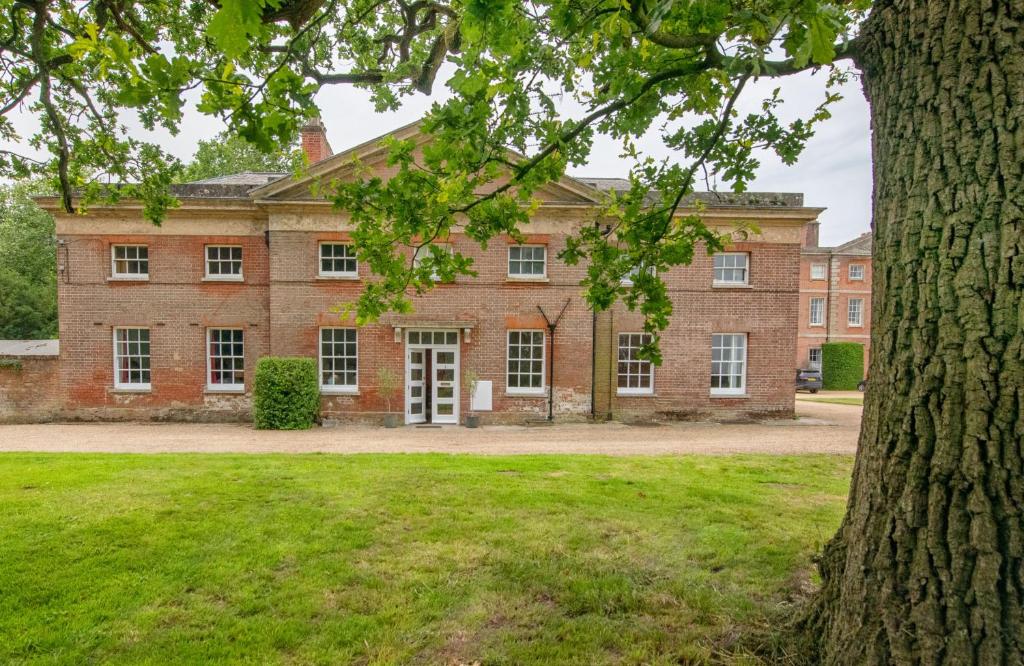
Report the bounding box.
[406,348,426,424]
[432,348,458,424]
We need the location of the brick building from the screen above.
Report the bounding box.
[15,121,824,424]
[796,223,872,373]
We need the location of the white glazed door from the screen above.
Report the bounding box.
[406,348,426,424]
[432,349,458,424]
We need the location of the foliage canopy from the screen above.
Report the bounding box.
[1,0,868,356]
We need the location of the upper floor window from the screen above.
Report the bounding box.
[848,263,865,280]
[113,327,151,390]
[621,265,656,286]
[508,245,547,279]
[507,330,545,394]
[809,297,826,326]
[111,245,148,279]
[848,298,864,327]
[710,333,747,396]
[810,263,827,280]
[205,245,243,280]
[320,328,358,392]
[207,328,244,391]
[713,252,749,285]
[413,243,452,282]
[617,333,654,395]
[320,243,357,278]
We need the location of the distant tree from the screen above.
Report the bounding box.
[179,133,303,183]
[0,180,56,339]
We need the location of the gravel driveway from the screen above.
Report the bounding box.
[0,399,859,455]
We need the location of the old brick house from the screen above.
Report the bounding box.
[796,223,872,373]
[10,121,823,424]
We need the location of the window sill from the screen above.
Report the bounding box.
[710,392,749,399]
[111,387,151,393]
[617,390,655,397]
[317,275,360,281]
[202,276,244,283]
[506,277,549,284]
[506,390,547,398]
[712,282,753,289]
[848,324,864,328]
[321,388,359,396]
[809,323,825,328]
[108,276,149,283]
[205,387,245,394]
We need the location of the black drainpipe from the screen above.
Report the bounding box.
[590,310,596,419]
[538,299,571,422]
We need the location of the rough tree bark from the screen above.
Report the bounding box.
[799,1,1023,663]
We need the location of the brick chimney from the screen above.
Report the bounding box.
[802,221,820,248]
[300,117,333,164]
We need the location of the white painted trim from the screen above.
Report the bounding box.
[506,329,546,396]
[507,244,548,279]
[112,327,152,391]
[110,244,149,280]
[317,242,359,279]
[318,327,359,393]
[206,327,245,392]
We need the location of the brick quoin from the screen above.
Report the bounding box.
[33,123,824,425]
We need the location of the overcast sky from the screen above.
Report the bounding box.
[5,64,873,247]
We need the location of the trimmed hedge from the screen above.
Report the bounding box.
[821,342,864,390]
[253,357,320,430]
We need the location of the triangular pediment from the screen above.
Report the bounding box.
[249,120,604,206]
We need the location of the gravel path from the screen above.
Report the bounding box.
[0,400,860,456]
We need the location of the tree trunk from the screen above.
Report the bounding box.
[799,1,1023,663]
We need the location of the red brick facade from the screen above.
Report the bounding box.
[796,224,872,373]
[27,125,823,424]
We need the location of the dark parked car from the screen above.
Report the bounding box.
[795,368,823,393]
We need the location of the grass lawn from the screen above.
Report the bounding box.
[796,396,864,406]
[0,454,851,664]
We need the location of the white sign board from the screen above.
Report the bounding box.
[470,380,493,412]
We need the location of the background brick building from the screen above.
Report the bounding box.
[796,222,872,373]
[15,121,825,424]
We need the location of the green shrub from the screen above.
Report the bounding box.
[821,342,864,390]
[253,357,320,430]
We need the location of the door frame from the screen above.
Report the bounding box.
[405,346,427,425]
[404,329,460,425]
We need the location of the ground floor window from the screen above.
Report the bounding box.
[507,330,545,394]
[113,327,151,389]
[207,328,244,390]
[617,333,654,395]
[808,347,822,369]
[711,333,747,396]
[320,328,357,391]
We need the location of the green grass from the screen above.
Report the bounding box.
[0,454,852,664]
[796,396,864,406]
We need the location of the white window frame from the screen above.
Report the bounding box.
[848,263,865,281]
[206,328,245,392]
[412,243,453,282]
[204,245,243,281]
[112,327,151,390]
[810,263,827,280]
[621,265,656,286]
[712,252,749,286]
[506,329,546,395]
[616,333,654,395]
[848,298,864,327]
[111,245,149,280]
[507,244,547,279]
[710,333,747,397]
[808,347,822,370]
[809,297,826,326]
[319,327,358,394]
[318,242,358,278]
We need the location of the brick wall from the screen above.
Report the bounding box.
[596,241,799,420]
[45,207,811,424]
[56,232,270,421]
[796,251,872,373]
[0,355,60,422]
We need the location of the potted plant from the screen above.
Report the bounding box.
[377,367,401,428]
[463,368,481,428]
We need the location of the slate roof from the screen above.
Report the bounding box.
[167,169,809,209]
[0,339,60,357]
[803,232,873,256]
